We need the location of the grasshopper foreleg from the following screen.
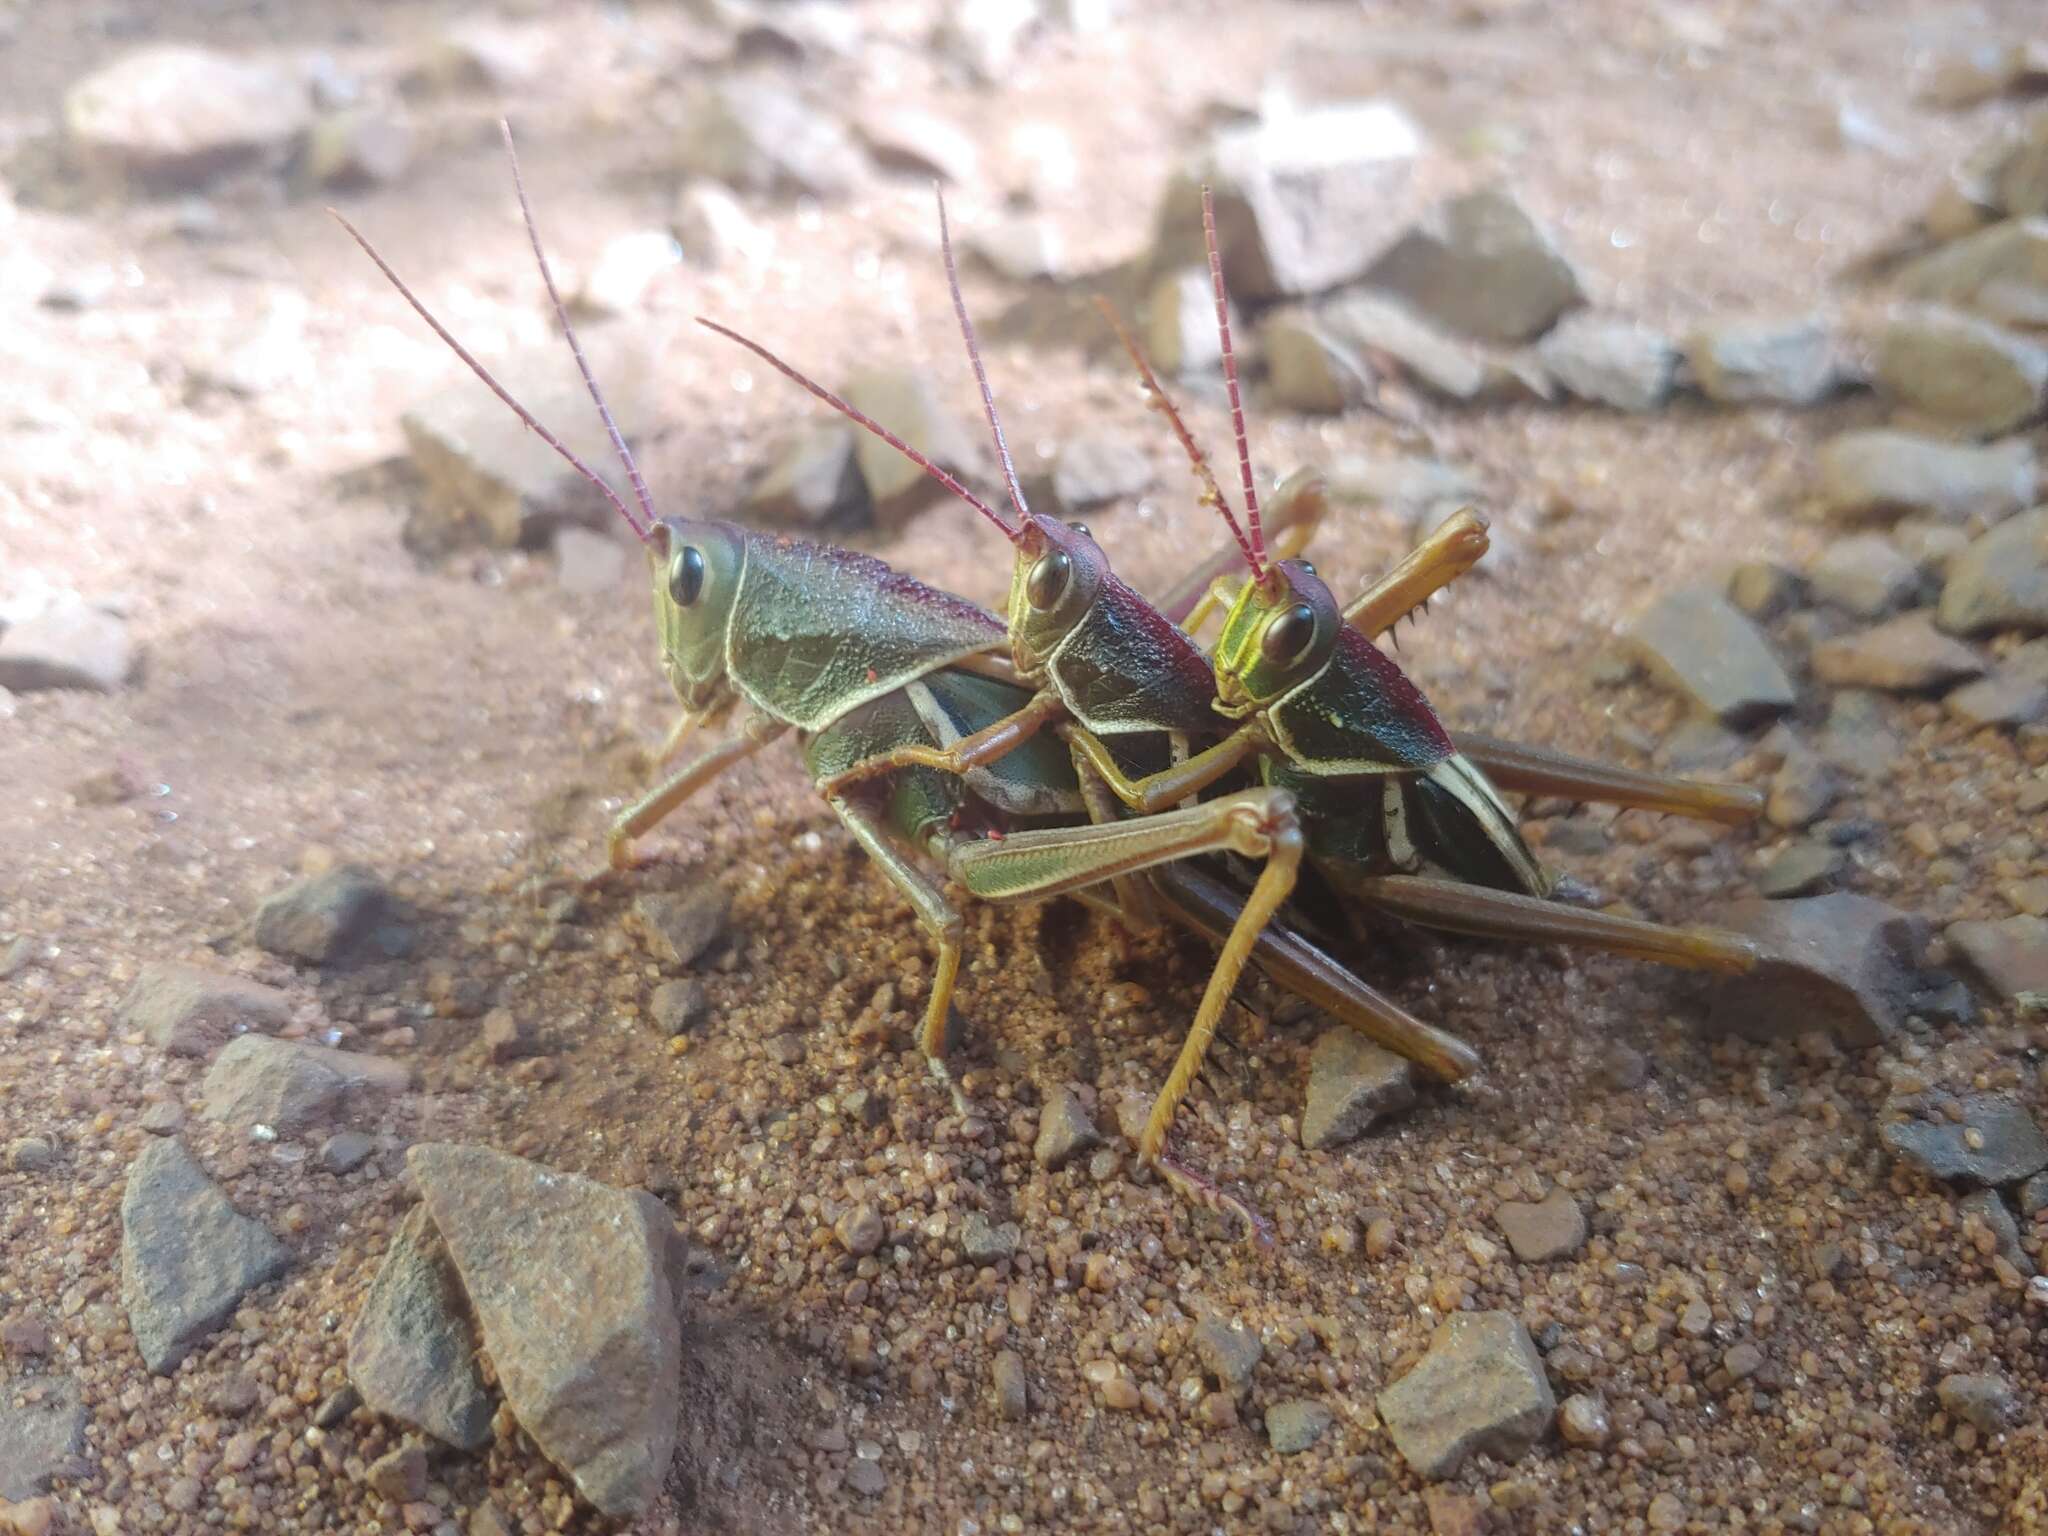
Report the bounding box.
[815,687,1067,799]
[1060,722,1265,818]
[608,713,787,870]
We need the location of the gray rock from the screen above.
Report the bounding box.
[1361,187,1582,345]
[745,423,867,528]
[1265,1399,1333,1454]
[1624,587,1796,726]
[958,1212,1020,1263]
[1874,306,2048,438]
[1996,105,2048,217]
[552,526,630,595]
[633,888,731,969]
[1940,506,2048,635]
[1937,1372,2019,1434]
[201,1035,407,1135]
[1815,430,2038,525]
[401,329,655,549]
[1300,1029,1416,1150]
[1811,611,1986,692]
[1143,266,1229,378]
[573,230,680,319]
[138,1101,185,1136]
[347,1205,495,1451]
[1495,1188,1586,1262]
[366,1441,428,1503]
[255,863,399,964]
[1031,433,1153,518]
[673,77,862,198]
[9,1137,55,1173]
[303,108,413,190]
[1766,739,1840,829]
[1328,455,1483,523]
[1261,310,1374,414]
[1536,312,1679,411]
[1956,1189,2034,1277]
[1946,646,2048,726]
[408,1143,683,1518]
[1191,1317,1262,1397]
[992,1350,1027,1420]
[1727,562,1804,621]
[649,979,710,1036]
[0,595,133,692]
[1945,914,2048,1000]
[1376,1311,1556,1480]
[1816,689,1903,777]
[1758,841,1845,899]
[2019,1171,2048,1218]
[0,1375,85,1501]
[853,106,979,186]
[63,46,311,187]
[1686,317,1842,406]
[320,1131,376,1175]
[1896,217,2048,330]
[1033,1087,1099,1170]
[965,216,1065,283]
[1322,292,1521,403]
[119,960,292,1058]
[671,180,765,269]
[1705,894,1932,1046]
[1809,536,1922,618]
[840,369,983,518]
[1152,101,1424,301]
[1881,1097,2048,1186]
[120,1139,290,1374]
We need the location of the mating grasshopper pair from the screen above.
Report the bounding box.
[338,128,1760,1239]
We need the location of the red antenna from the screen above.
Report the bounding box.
[696,318,1020,542]
[1202,186,1266,573]
[1093,295,1263,581]
[935,188,1032,535]
[328,125,655,543]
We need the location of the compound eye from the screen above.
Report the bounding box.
[1260,602,1318,668]
[668,545,706,607]
[1025,550,1071,610]
[1296,559,1316,577]
[1067,521,1092,539]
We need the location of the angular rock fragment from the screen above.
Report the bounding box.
[1033,1087,1099,1171]
[1896,217,2048,330]
[0,1376,84,1502]
[1026,433,1153,518]
[1322,292,1524,403]
[1956,1189,2034,1277]
[1881,1097,2048,1186]
[119,960,291,1059]
[1686,317,1842,406]
[1814,430,2037,525]
[408,1144,684,1518]
[201,1035,407,1135]
[1300,1029,1416,1150]
[1265,1399,1333,1454]
[64,46,311,187]
[674,78,863,198]
[964,216,1064,283]
[1758,841,1844,899]
[1144,266,1228,377]
[633,888,731,969]
[1376,1311,1555,1480]
[840,368,983,518]
[573,230,681,319]
[303,108,413,190]
[1361,187,1582,345]
[1946,642,2048,726]
[1494,1188,1586,1262]
[121,1140,290,1373]
[1945,914,2048,1000]
[0,596,133,693]
[1704,893,1932,1046]
[1624,587,1796,726]
[1938,1372,2019,1434]
[348,1206,495,1450]
[672,180,766,269]
[745,423,867,528]
[1874,306,2048,438]
[1191,1317,1263,1398]
[1940,506,2048,635]
[1261,311,1374,414]
[1809,535,1922,618]
[255,864,403,964]
[1811,611,1985,692]
[1536,312,1678,411]
[854,106,979,186]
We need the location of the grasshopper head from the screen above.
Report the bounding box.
[1212,559,1340,717]
[1003,515,1109,674]
[647,518,745,712]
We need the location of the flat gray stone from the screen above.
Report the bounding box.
[958,1213,1020,1264]
[854,105,979,186]
[1033,1087,1099,1171]
[1811,611,1986,692]
[1625,586,1796,726]
[0,1375,85,1501]
[408,1144,683,1518]
[672,77,862,198]
[1192,1317,1263,1397]
[1875,306,2048,438]
[1758,841,1845,899]
[1946,914,2048,1000]
[119,960,291,1058]
[1814,430,2038,525]
[1705,894,1932,1046]
[839,368,983,518]
[1322,292,1527,403]
[1143,265,1229,378]
[1956,1189,2034,1277]
[1809,536,1922,618]
[1261,310,1374,414]
[400,329,655,549]
[120,1139,289,1374]
[1882,1096,2048,1186]
[254,863,401,965]
[745,423,867,528]
[1300,1028,1416,1150]
[1940,506,2048,635]
[1265,1399,1333,1454]
[1946,647,2048,727]
[0,596,133,693]
[201,1035,407,1134]
[633,887,731,969]
[1376,1311,1555,1481]
[1495,1188,1586,1262]
[1035,433,1153,518]
[1896,217,2048,330]
[1938,1372,2019,1434]
[1686,317,1842,406]
[347,1205,495,1450]
[964,216,1064,283]
[1536,311,1678,411]
[1361,186,1583,345]
[63,46,311,187]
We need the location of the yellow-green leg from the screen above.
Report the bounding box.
[607,714,787,869]
[1343,507,1490,638]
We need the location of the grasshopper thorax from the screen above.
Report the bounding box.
[647,518,745,714]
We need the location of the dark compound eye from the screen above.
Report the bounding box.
[1295,559,1316,577]
[1026,549,1071,610]
[1067,521,1091,539]
[668,545,705,607]
[1260,602,1317,668]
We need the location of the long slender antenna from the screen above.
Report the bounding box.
[697,317,1020,541]
[499,120,660,539]
[1094,295,1263,581]
[934,187,1031,531]
[329,209,652,543]
[1202,186,1266,572]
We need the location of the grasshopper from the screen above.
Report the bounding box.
[1138,188,1763,973]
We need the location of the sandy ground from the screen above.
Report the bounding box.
[3,1,2047,1532]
